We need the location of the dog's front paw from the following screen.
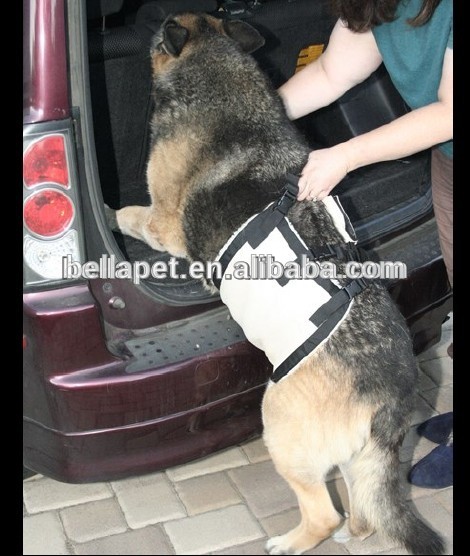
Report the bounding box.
[103,204,120,232]
[265,536,303,555]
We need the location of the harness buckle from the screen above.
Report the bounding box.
[343,277,368,300]
[274,174,299,216]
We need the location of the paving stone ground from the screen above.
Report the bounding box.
[23,316,453,555]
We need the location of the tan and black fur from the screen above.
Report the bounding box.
[107,13,444,555]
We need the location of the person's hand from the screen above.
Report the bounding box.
[297,144,351,201]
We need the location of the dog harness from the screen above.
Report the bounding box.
[212,174,368,383]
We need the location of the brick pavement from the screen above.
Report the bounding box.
[23,316,453,555]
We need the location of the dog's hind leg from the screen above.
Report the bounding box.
[265,476,342,555]
[333,455,376,543]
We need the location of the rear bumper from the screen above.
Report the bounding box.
[23,388,264,483]
[23,284,270,482]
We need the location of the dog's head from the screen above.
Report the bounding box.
[150,12,265,74]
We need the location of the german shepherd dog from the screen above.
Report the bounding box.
[106,13,444,555]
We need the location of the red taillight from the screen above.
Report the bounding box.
[23,135,69,188]
[24,189,74,238]
[23,126,85,286]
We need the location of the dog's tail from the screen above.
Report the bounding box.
[342,438,445,555]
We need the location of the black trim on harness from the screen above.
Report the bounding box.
[276,219,338,296]
[271,301,350,383]
[271,277,368,383]
[310,277,368,327]
[212,174,300,289]
[212,208,279,289]
[309,242,369,263]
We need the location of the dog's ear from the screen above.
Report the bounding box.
[222,20,265,53]
[163,20,190,56]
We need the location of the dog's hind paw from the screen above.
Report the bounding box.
[265,536,303,555]
[332,519,352,544]
[332,515,373,544]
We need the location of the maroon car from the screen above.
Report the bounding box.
[23,0,452,483]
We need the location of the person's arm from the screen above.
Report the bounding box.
[342,48,453,173]
[296,47,453,201]
[278,19,383,120]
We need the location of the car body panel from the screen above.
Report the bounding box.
[23,0,69,123]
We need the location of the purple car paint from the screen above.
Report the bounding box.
[23,0,69,123]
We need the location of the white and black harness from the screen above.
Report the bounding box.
[212,174,368,383]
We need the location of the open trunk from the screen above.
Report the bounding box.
[85,0,435,305]
[72,0,445,366]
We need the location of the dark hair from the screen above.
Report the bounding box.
[331,0,442,32]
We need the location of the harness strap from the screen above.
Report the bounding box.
[275,218,338,296]
[270,302,348,383]
[212,208,279,289]
[310,277,368,328]
[271,277,368,383]
[273,173,299,216]
[212,174,299,289]
[309,242,369,263]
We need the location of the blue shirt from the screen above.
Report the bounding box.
[372,0,453,157]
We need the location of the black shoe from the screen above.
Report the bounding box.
[417,412,453,444]
[408,437,453,489]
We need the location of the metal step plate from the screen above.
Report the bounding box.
[124,308,246,373]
